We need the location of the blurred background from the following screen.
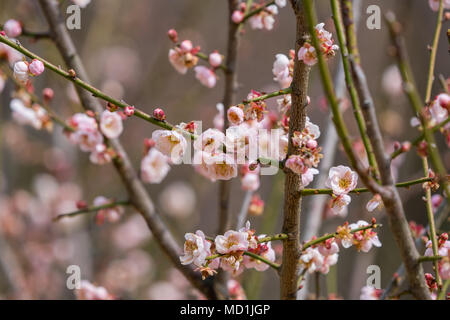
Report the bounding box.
[0,0,448,299]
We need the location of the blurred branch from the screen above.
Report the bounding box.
[54,200,130,221]
[37,0,219,300]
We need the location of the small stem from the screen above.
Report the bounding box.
[54,200,130,221]
[205,251,280,271]
[301,177,432,196]
[258,233,289,243]
[417,255,443,263]
[301,223,381,250]
[242,87,292,105]
[0,23,51,40]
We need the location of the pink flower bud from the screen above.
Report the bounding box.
[209,51,223,68]
[180,40,193,53]
[231,10,244,24]
[306,139,317,149]
[42,88,54,102]
[3,19,22,38]
[124,105,135,117]
[401,141,411,152]
[167,28,178,43]
[0,31,6,36]
[76,200,88,209]
[153,108,166,121]
[28,59,45,76]
[393,141,401,150]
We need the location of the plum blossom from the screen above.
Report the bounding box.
[325,166,358,195]
[193,128,225,154]
[349,220,382,252]
[366,194,382,212]
[76,281,114,300]
[209,51,223,68]
[93,196,124,225]
[428,0,450,11]
[180,230,212,267]
[140,148,171,184]
[300,247,324,273]
[168,39,199,74]
[215,230,249,254]
[272,53,293,89]
[360,286,382,300]
[249,5,278,30]
[10,98,49,130]
[241,173,260,191]
[231,10,244,24]
[285,155,306,175]
[28,59,45,76]
[429,93,449,125]
[194,65,217,88]
[302,168,319,187]
[3,19,22,38]
[244,240,276,272]
[100,110,123,139]
[152,129,187,164]
[89,143,114,165]
[13,60,29,83]
[227,106,245,126]
[67,113,103,152]
[298,23,339,66]
[330,194,351,217]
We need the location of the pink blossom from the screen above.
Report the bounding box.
[93,196,124,224]
[330,194,351,218]
[325,165,358,195]
[194,66,217,88]
[366,194,382,212]
[180,230,212,267]
[209,51,223,68]
[205,153,238,180]
[100,110,123,139]
[428,0,450,11]
[193,128,225,154]
[249,5,278,30]
[3,19,22,38]
[76,280,114,300]
[272,54,292,88]
[89,143,113,165]
[431,194,443,212]
[231,10,244,24]
[430,95,449,125]
[302,168,319,187]
[140,148,171,184]
[68,113,103,152]
[298,43,318,66]
[349,220,382,252]
[168,48,188,74]
[285,155,307,175]
[300,247,324,273]
[28,59,45,76]
[244,241,276,272]
[152,129,187,164]
[124,105,135,117]
[215,230,249,254]
[227,106,244,126]
[241,173,260,191]
[360,286,382,300]
[13,61,29,83]
[10,98,47,130]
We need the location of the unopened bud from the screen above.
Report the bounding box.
[167,29,178,43]
[124,105,135,117]
[153,108,166,121]
[43,88,54,101]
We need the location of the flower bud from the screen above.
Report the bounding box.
[180,40,193,53]
[3,19,22,38]
[43,88,54,101]
[231,10,244,24]
[306,139,317,149]
[209,51,223,68]
[167,28,178,43]
[124,105,135,117]
[28,59,45,76]
[13,61,29,83]
[76,200,88,209]
[401,141,411,152]
[153,108,166,121]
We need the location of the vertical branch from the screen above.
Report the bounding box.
[37,0,217,299]
[218,0,241,235]
[338,0,430,299]
[280,0,311,300]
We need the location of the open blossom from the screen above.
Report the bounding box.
[349,220,382,252]
[244,240,276,272]
[298,23,339,66]
[141,148,171,184]
[249,5,278,30]
[227,106,244,126]
[100,110,123,139]
[10,98,48,130]
[205,153,238,181]
[93,196,124,225]
[360,286,382,300]
[193,128,225,154]
[325,166,358,195]
[168,39,199,74]
[429,93,449,125]
[89,143,113,165]
[272,53,292,88]
[3,19,22,38]
[180,230,211,267]
[67,113,103,152]
[194,65,217,88]
[76,280,114,300]
[215,230,249,254]
[428,0,450,11]
[285,155,306,175]
[300,247,324,273]
[330,194,351,217]
[13,61,29,83]
[302,168,318,187]
[298,43,318,66]
[28,59,45,76]
[152,129,187,164]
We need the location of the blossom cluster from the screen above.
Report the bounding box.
[167,29,222,88]
[298,23,339,66]
[9,96,51,131]
[231,0,286,30]
[272,50,294,89]
[300,219,381,275]
[66,110,123,164]
[13,59,45,84]
[424,233,450,281]
[180,222,276,279]
[91,196,124,225]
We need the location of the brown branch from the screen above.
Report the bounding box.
[280,0,311,300]
[340,0,430,299]
[37,0,218,300]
